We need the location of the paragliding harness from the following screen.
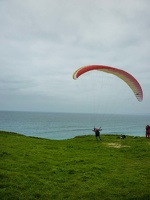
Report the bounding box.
[95,129,100,137]
[120,134,126,139]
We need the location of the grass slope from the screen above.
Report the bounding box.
[0,131,150,200]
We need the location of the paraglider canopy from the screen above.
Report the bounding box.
[72,65,143,102]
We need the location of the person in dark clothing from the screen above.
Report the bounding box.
[146,125,150,138]
[92,127,102,141]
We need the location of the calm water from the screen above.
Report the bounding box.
[0,111,149,140]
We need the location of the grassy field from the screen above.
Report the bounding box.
[0,131,150,200]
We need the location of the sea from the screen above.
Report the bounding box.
[0,111,149,140]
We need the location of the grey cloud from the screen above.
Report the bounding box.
[0,0,149,113]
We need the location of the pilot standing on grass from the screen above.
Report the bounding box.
[145,125,150,138]
[92,127,102,141]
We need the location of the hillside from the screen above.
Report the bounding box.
[0,131,150,200]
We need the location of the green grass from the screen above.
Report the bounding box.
[0,131,150,200]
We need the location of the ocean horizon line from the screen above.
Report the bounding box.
[0,110,148,116]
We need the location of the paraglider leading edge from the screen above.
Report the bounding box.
[72,65,143,102]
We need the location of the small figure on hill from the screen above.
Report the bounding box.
[145,125,150,138]
[92,127,102,141]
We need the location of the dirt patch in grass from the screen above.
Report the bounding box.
[107,142,130,148]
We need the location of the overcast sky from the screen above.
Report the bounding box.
[0,0,150,114]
